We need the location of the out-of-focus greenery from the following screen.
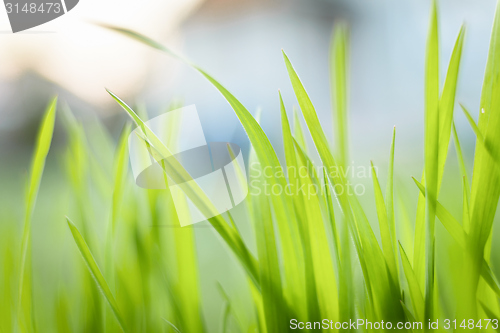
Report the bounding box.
[1,0,500,332]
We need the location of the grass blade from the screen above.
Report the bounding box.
[459,103,484,142]
[330,22,349,167]
[400,300,419,333]
[107,89,260,290]
[460,0,500,319]
[284,49,403,322]
[293,107,307,152]
[423,0,439,320]
[437,25,465,183]
[18,97,57,331]
[413,178,500,299]
[371,161,398,286]
[414,25,464,296]
[452,122,471,232]
[385,127,398,278]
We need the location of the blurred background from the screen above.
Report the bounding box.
[1,0,499,330]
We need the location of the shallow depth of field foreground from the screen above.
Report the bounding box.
[1,0,500,332]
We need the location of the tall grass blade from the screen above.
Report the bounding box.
[400,300,418,333]
[437,25,465,183]
[459,103,484,142]
[399,242,425,322]
[106,89,260,289]
[385,127,398,279]
[280,92,317,322]
[460,0,500,319]
[18,97,57,331]
[452,123,471,232]
[110,123,132,234]
[284,48,405,322]
[371,161,398,287]
[423,0,439,320]
[479,302,500,332]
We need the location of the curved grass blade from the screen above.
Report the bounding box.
[66,217,127,332]
[412,178,500,299]
[18,97,57,331]
[399,243,425,322]
[104,123,132,330]
[371,161,398,286]
[220,301,230,333]
[462,176,471,234]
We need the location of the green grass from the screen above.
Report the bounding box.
[1,1,500,332]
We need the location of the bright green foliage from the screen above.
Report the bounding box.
[459,0,500,322]
[2,1,500,332]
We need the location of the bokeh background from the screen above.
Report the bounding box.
[1,0,499,330]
